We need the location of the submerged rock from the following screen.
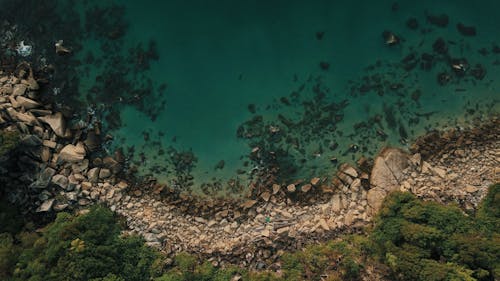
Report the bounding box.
[456,23,476,36]
[406,17,419,30]
[426,12,449,27]
[432,38,448,54]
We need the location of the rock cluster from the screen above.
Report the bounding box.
[0,66,126,215]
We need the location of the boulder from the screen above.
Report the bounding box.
[30,167,56,189]
[318,218,330,231]
[51,174,69,190]
[465,185,479,193]
[370,148,409,190]
[78,198,91,206]
[103,156,121,174]
[53,203,68,211]
[58,142,86,163]
[144,233,159,243]
[16,96,40,109]
[12,84,27,96]
[341,164,358,178]
[39,112,66,138]
[331,194,341,213]
[65,192,78,202]
[367,188,387,215]
[87,167,100,183]
[241,200,257,209]
[84,130,100,151]
[42,140,57,149]
[301,184,312,193]
[116,181,128,190]
[7,108,37,125]
[36,198,55,212]
[71,159,89,173]
[41,147,51,162]
[272,184,281,194]
[260,191,271,202]
[99,168,111,179]
[20,134,42,146]
[368,148,410,215]
[81,181,92,191]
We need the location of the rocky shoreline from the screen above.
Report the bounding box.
[0,63,498,268]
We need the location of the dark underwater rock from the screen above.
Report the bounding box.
[319,61,330,70]
[456,23,477,36]
[315,31,325,40]
[426,12,449,27]
[470,64,486,80]
[406,17,419,30]
[437,72,451,85]
[215,160,225,170]
[247,104,256,114]
[432,38,448,54]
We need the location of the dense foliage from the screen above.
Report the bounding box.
[0,184,498,281]
[372,184,500,281]
[0,206,159,281]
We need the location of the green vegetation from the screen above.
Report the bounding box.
[372,186,499,281]
[1,184,498,281]
[0,206,160,281]
[0,130,19,156]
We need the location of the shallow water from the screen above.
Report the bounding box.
[72,0,499,195]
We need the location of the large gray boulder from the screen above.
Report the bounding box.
[367,148,410,214]
[58,142,86,163]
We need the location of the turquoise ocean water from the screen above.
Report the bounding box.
[75,0,499,195]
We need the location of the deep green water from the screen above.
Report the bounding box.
[74,0,499,195]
